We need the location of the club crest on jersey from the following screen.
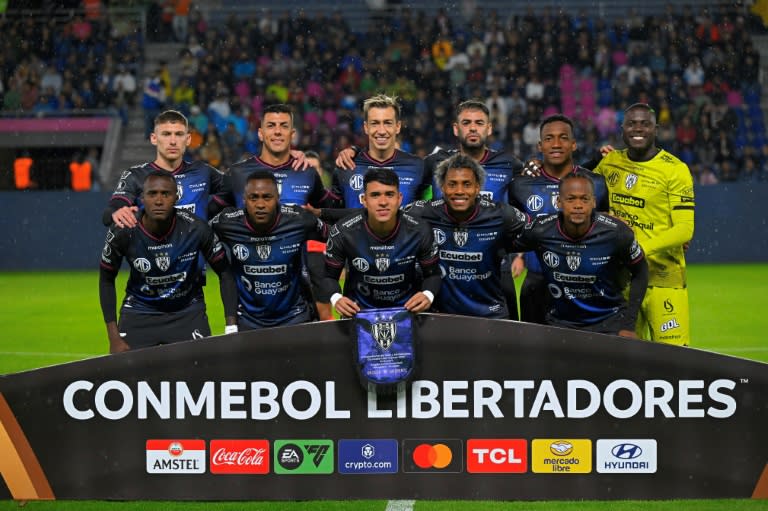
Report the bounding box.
[256,244,271,260]
[543,251,560,268]
[566,253,581,271]
[353,257,370,272]
[176,184,184,199]
[155,253,171,271]
[433,228,447,245]
[551,192,560,209]
[375,257,390,272]
[277,181,283,196]
[233,244,250,262]
[371,321,396,350]
[349,174,364,191]
[453,228,469,247]
[625,173,638,190]
[526,194,544,212]
[133,257,151,273]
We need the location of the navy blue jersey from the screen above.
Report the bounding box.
[211,205,328,328]
[323,211,439,308]
[405,199,527,318]
[514,212,645,328]
[227,155,333,208]
[332,149,430,208]
[509,166,609,274]
[427,148,522,203]
[110,160,230,220]
[100,210,226,313]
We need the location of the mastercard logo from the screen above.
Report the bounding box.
[412,443,453,469]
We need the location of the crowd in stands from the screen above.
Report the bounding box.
[2,2,768,185]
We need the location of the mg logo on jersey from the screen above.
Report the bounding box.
[155,253,170,272]
[625,173,638,190]
[353,257,370,272]
[375,257,390,272]
[543,251,560,268]
[526,194,544,212]
[349,174,364,191]
[433,228,447,245]
[467,439,527,473]
[133,257,151,273]
[256,244,271,260]
[566,253,581,271]
[233,244,250,262]
[372,321,396,349]
[453,228,469,247]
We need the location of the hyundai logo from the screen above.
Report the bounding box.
[611,443,642,459]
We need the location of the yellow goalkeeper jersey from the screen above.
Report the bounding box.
[594,149,695,288]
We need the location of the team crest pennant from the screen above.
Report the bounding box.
[353,307,416,395]
[155,253,170,272]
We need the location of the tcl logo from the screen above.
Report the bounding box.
[210,440,269,474]
[467,439,527,473]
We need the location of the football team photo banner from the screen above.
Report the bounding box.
[0,314,766,501]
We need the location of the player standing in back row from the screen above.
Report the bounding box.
[593,103,695,345]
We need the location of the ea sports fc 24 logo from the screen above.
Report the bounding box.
[402,439,462,473]
[273,439,334,474]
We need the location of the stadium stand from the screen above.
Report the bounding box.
[1,1,767,189]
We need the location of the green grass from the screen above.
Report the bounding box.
[1,265,767,510]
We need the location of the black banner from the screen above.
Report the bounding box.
[0,315,766,501]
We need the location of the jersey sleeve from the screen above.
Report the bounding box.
[501,204,529,250]
[110,169,143,207]
[99,227,126,274]
[199,223,227,266]
[210,166,233,208]
[641,165,695,256]
[302,209,329,241]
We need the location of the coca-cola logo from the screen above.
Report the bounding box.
[209,440,270,474]
[212,447,266,466]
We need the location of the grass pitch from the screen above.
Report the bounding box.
[0,264,766,510]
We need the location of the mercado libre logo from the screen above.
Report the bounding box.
[402,439,462,473]
[273,439,334,475]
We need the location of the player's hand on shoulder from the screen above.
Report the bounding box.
[522,158,543,177]
[335,147,357,170]
[290,150,309,170]
[599,145,615,157]
[112,206,139,228]
[302,204,321,217]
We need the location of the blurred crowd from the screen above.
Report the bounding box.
[3,2,768,184]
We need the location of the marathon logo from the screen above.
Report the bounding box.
[553,272,596,283]
[363,274,405,285]
[611,193,645,208]
[146,272,187,285]
[244,265,287,276]
[439,250,483,262]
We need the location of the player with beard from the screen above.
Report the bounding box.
[210,170,329,330]
[513,171,648,335]
[593,103,695,345]
[405,154,528,318]
[509,114,609,324]
[320,168,440,317]
[336,99,523,319]
[99,171,237,353]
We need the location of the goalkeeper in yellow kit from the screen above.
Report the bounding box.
[594,103,695,346]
